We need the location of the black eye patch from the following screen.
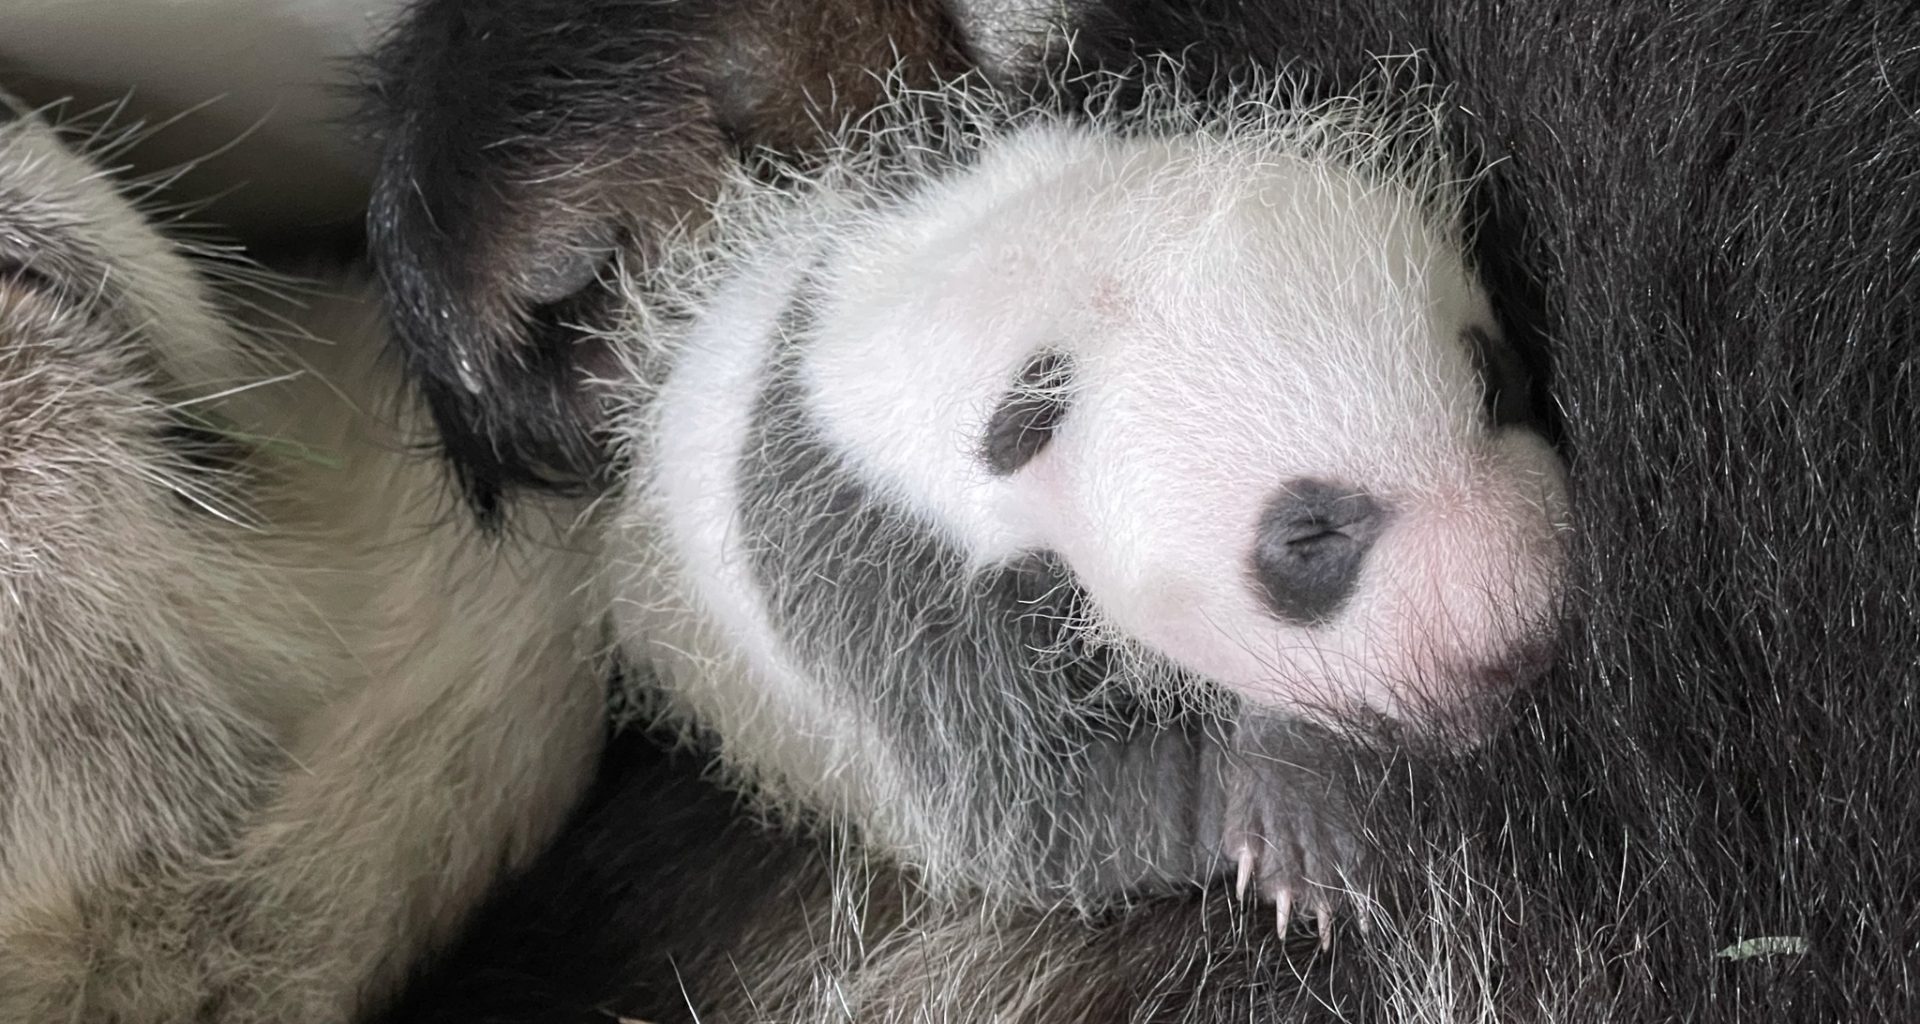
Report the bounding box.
[981,351,1074,475]
[1464,325,1536,428]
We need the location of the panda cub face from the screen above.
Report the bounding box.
[799,118,1570,733]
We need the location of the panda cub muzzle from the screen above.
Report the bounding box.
[982,361,1405,634]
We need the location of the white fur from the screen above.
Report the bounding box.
[627,235,895,818]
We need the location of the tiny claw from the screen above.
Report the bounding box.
[1235,847,1254,900]
[1316,904,1332,950]
[1275,889,1293,933]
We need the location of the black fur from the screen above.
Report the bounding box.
[382,721,1373,1024]
[1465,326,1535,429]
[376,0,1920,1020]
[375,725,812,1024]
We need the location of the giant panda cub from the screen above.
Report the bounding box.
[0,91,605,1022]
[607,79,1568,931]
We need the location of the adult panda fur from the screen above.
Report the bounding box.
[0,93,607,1022]
[368,1,1920,1021]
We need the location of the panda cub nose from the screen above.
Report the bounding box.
[1251,480,1387,625]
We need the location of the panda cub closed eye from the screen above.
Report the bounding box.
[981,351,1074,474]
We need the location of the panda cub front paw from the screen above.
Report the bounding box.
[1214,717,1370,946]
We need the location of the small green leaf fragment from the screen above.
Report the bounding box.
[178,409,345,470]
[1715,935,1809,960]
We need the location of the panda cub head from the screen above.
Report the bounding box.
[788,89,1571,734]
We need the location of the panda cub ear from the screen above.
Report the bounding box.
[981,351,1075,475]
[1463,325,1537,429]
[362,0,975,522]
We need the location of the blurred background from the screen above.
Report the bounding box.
[0,0,400,243]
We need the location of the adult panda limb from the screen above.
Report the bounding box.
[0,94,606,1022]
[362,0,977,517]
